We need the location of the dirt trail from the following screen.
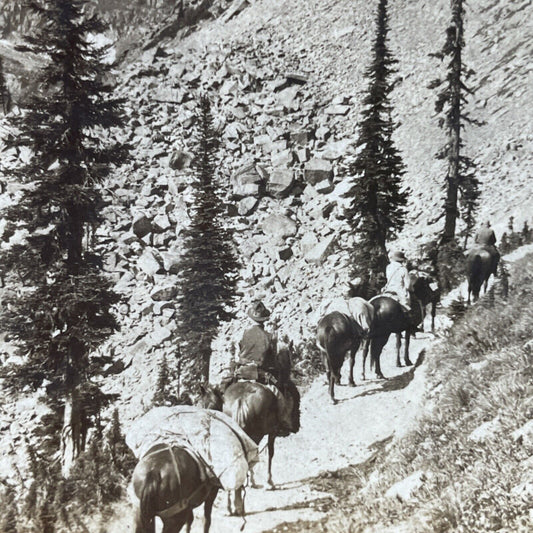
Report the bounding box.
[185,332,433,533]
[109,245,533,533]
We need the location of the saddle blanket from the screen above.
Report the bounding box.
[126,405,259,491]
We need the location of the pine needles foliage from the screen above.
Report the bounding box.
[174,94,240,383]
[430,0,481,244]
[343,0,408,295]
[0,0,128,476]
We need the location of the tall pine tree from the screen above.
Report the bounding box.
[429,0,480,244]
[0,0,127,476]
[344,0,408,296]
[0,57,10,114]
[175,95,240,383]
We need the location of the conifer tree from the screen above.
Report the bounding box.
[429,0,480,244]
[344,0,408,296]
[175,95,239,382]
[1,486,18,533]
[0,57,11,114]
[0,0,127,477]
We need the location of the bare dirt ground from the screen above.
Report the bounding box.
[109,330,432,533]
[107,246,533,533]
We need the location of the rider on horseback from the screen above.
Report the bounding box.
[226,300,293,436]
[383,250,422,331]
[474,221,500,275]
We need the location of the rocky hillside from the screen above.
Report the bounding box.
[0,0,532,503]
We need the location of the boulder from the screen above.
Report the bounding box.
[385,471,428,502]
[315,179,334,194]
[152,213,171,232]
[304,235,336,264]
[271,149,295,168]
[267,169,295,198]
[261,214,298,240]
[278,246,293,261]
[304,159,333,185]
[169,149,193,170]
[150,285,179,302]
[231,162,263,198]
[238,197,259,216]
[137,248,163,276]
[132,214,153,239]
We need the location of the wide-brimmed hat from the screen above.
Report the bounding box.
[390,250,407,263]
[247,300,271,322]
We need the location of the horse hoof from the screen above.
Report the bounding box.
[349,381,356,388]
[405,360,413,366]
[332,398,338,405]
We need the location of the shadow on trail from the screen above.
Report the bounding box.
[337,348,426,401]
[243,495,334,517]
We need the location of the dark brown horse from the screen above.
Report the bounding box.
[365,295,419,379]
[466,247,499,303]
[202,380,300,498]
[316,311,363,404]
[201,346,300,514]
[410,271,440,332]
[132,442,219,533]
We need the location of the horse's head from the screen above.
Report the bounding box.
[197,383,224,411]
[276,336,296,385]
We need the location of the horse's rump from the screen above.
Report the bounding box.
[317,312,358,376]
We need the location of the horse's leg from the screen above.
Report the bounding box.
[134,504,152,533]
[234,486,245,517]
[370,337,387,379]
[325,362,336,404]
[227,490,234,515]
[162,515,186,533]
[267,434,276,489]
[361,337,370,380]
[404,331,412,366]
[396,333,402,367]
[249,465,259,488]
[203,487,218,533]
[348,347,356,387]
[186,509,194,533]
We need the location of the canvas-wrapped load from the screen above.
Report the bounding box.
[126,406,259,490]
[319,296,374,334]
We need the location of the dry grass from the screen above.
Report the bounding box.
[299,254,533,532]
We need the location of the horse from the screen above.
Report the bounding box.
[316,311,364,404]
[132,442,219,533]
[466,246,499,303]
[410,271,440,332]
[365,295,420,379]
[200,346,301,514]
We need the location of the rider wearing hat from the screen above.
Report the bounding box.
[231,300,292,436]
[383,250,422,330]
[474,221,500,275]
[237,300,278,380]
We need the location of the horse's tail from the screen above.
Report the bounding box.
[324,325,342,381]
[231,397,251,431]
[468,253,483,298]
[139,469,160,533]
[284,379,301,433]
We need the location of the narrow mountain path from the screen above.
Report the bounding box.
[189,333,432,533]
[108,245,532,533]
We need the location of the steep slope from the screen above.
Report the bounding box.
[0,0,531,527]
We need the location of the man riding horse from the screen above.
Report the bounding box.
[381,250,423,331]
[223,300,293,436]
[474,221,500,275]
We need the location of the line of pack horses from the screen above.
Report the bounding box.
[131,247,497,532]
[132,343,301,533]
